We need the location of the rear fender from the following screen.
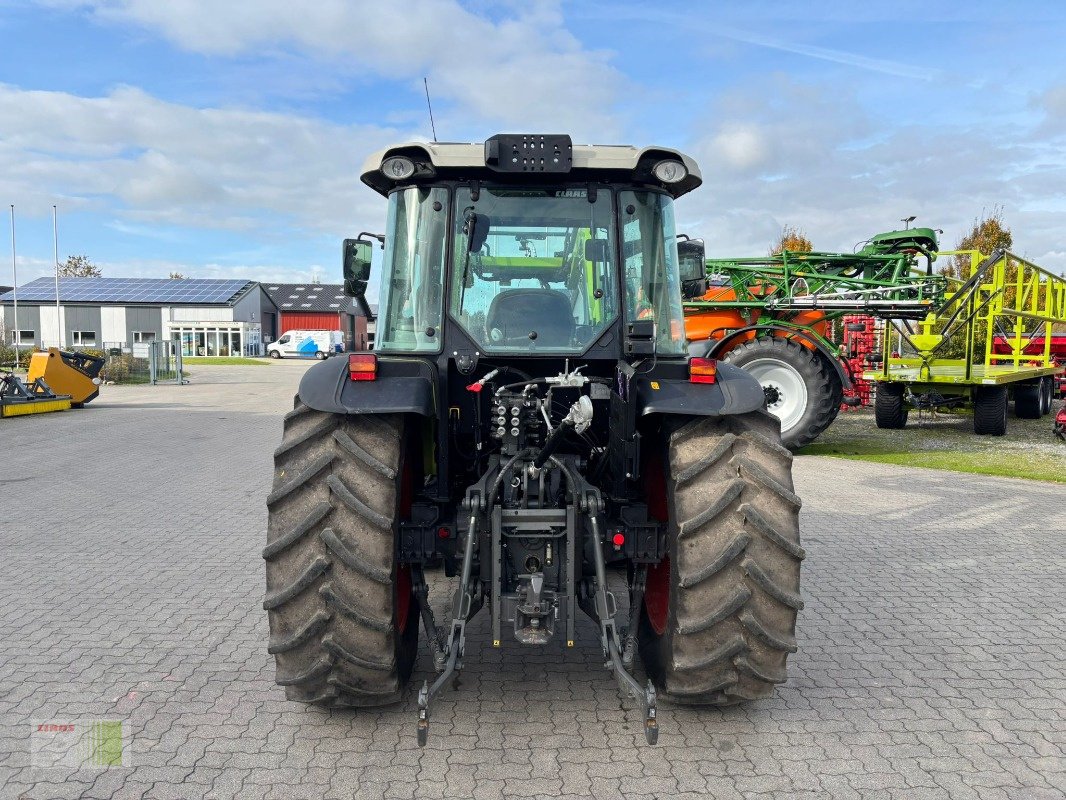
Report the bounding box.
[697,324,852,389]
[297,355,437,417]
[634,362,764,417]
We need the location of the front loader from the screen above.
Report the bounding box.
[262,135,804,745]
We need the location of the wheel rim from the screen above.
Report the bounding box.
[744,358,809,433]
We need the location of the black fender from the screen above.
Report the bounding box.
[691,325,852,389]
[297,355,437,417]
[633,362,764,417]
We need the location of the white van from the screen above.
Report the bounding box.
[266,330,343,360]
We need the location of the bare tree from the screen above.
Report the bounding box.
[58,255,101,278]
[168,271,187,279]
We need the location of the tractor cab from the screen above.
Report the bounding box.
[347,134,700,361]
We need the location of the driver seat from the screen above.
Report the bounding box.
[486,289,574,347]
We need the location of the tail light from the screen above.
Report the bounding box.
[689,357,717,384]
[349,353,377,381]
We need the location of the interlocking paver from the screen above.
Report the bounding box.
[1,362,1063,799]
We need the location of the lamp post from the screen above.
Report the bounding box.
[8,205,18,370]
[53,204,63,348]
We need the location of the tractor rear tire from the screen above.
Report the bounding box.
[723,337,839,451]
[1014,384,1041,419]
[263,400,418,707]
[874,383,908,429]
[639,411,803,705]
[974,386,1008,435]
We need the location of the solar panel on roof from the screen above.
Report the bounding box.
[0,277,251,304]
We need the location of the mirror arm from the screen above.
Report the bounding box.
[357,232,386,249]
[355,293,375,322]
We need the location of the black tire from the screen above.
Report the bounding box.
[1013,383,1041,420]
[973,386,1008,435]
[315,351,327,361]
[723,337,839,450]
[874,383,908,429]
[263,400,418,707]
[1039,376,1053,416]
[269,350,282,359]
[639,412,803,704]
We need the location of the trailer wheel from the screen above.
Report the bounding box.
[973,386,1008,435]
[874,383,908,429]
[263,400,418,707]
[1039,376,1053,416]
[723,337,839,450]
[640,411,803,705]
[1013,384,1041,420]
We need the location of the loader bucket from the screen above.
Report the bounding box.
[26,348,104,406]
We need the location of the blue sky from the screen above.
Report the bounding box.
[2,0,1065,286]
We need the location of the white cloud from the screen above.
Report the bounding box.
[0,83,402,234]
[42,0,625,139]
[677,78,1066,275]
[708,123,768,171]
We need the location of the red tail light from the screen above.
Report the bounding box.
[689,357,717,384]
[349,353,377,381]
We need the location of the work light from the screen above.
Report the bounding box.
[381,155,416,180]
[653,159,687,183]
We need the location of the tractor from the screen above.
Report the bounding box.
[262,135,804,745]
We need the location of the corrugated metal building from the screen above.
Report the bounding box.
[260,283,370,349]
[0,277,273,356]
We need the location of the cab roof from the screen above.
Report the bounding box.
[360,134,703,199]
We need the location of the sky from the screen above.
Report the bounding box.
[2,0,1065,288]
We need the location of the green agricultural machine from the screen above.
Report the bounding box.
[682,228,945,447]
[682,228,1065,443]
[262,135,804,745]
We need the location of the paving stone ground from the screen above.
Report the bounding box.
[1,363,1063,800]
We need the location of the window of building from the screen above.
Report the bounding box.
[133,331,157,343]
[71,330,97,346]
[9,330,34,345]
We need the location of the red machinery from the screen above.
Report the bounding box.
[840,315,878,409]
[992,334,1066,398]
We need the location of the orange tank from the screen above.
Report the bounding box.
[685,284,828,352]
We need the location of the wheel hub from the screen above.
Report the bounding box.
[743,358,810,433]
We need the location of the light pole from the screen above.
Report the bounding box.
[8,205,18,370]
[53,204,63,348]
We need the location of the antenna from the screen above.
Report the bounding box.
[423,77,438,143]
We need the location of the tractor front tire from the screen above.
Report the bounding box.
[974,386,1008,435]
[263,401,418,707]
[874,383,908,429]
[639,411,804,704]
[723,337,839,450]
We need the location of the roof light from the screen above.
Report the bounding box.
[381,155,416,181]
[653,159,687,183]
[689,357,717,384]
[349,353,377,381]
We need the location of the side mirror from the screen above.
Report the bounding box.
[465,211,490,253]
[342,239,373,298]
[584,238,608,262]
[677,238,708,299]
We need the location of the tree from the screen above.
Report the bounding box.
[168,271,187,279]
[770,225,814,255]
[934,209,1014,359]
[945,207,1012,280]
[58,255,101,278]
